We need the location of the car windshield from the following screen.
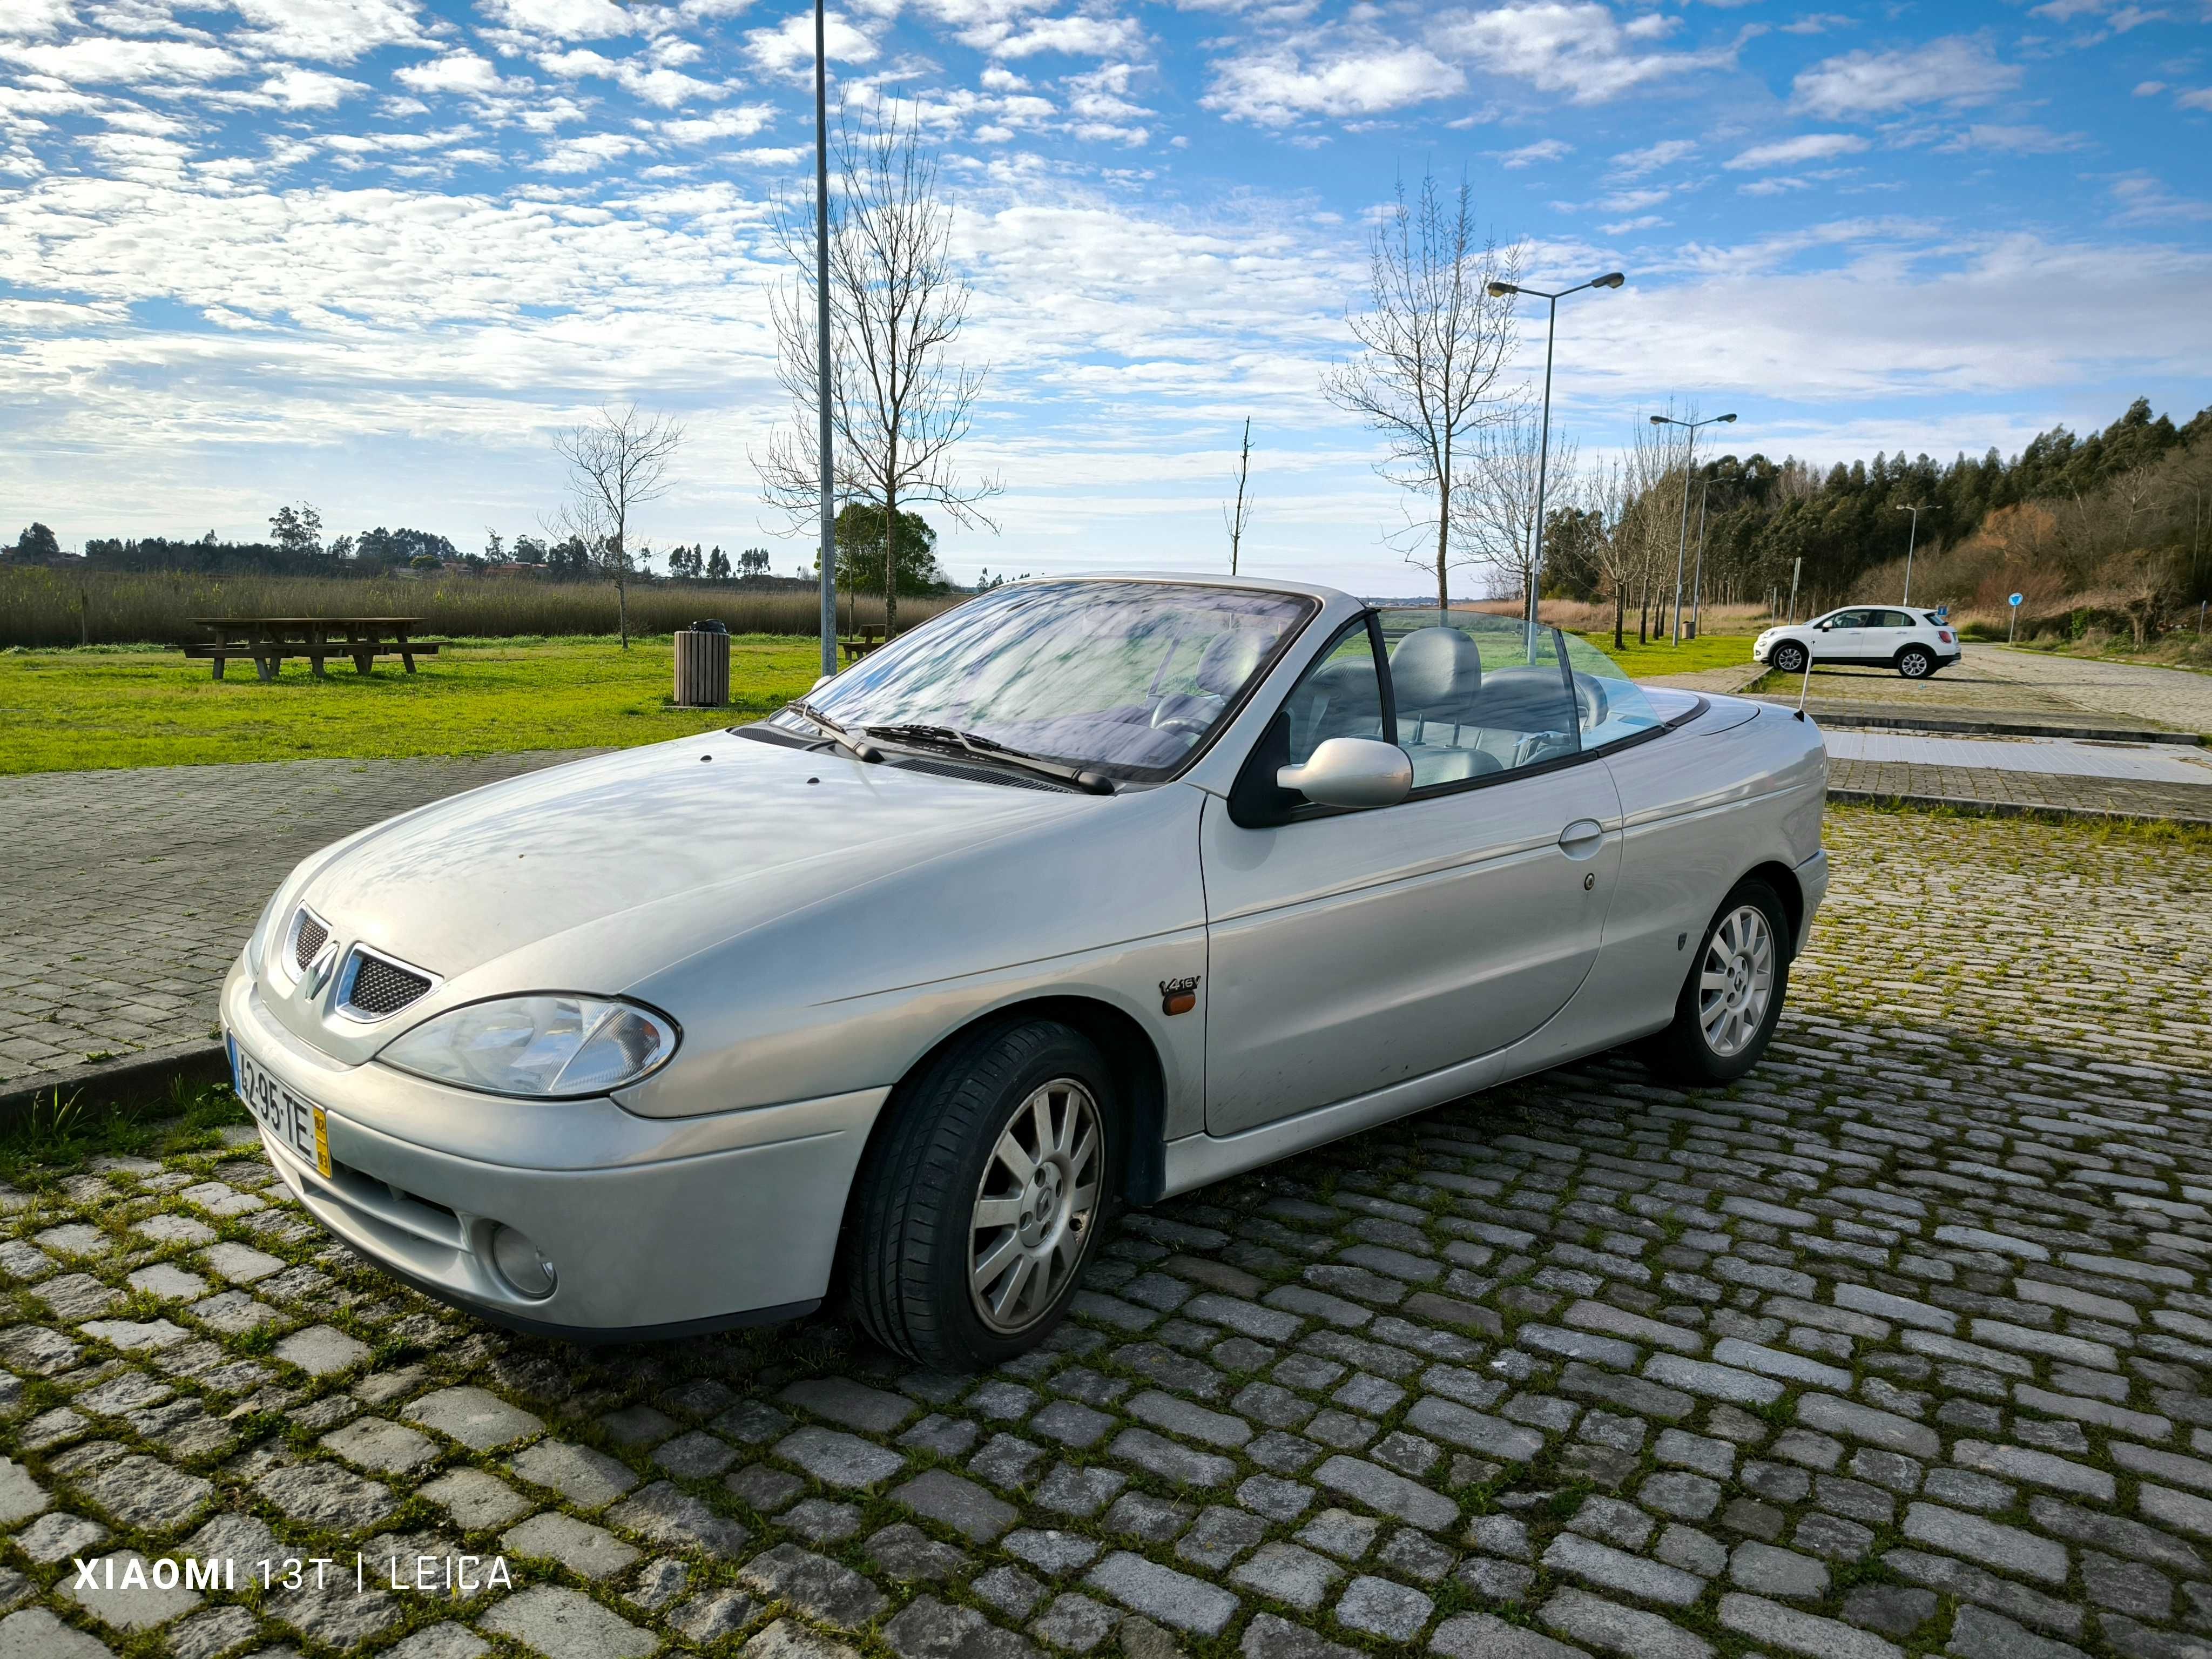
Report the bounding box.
[774,580,1316,780]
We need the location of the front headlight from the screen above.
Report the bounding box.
[379,995,679,1098]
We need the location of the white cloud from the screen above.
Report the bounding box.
[1793,37,2021,118]
[534,130,652,170]
[745,9,878,73]
[660,104,775,142]
[2,36,243,84]
[2110,172,2212,223]
[394,51,508,95]
[983,15,1143,59]
[224,0,434,64]
[483,0,635,38]
[1494,136,1570,168]
[260,65,369,107]
[1609,138,1696,178]
[1724,132,1867,170]
[1936,124,2089,154]
[0,0,75,38]
[1430,2,1735,104]
[1205,40,1464,125]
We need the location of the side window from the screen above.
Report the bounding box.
[1283,622,1388,767]
[1878,610,1915,629]
[1377,611,1580,788]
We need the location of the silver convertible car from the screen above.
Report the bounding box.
[222,576,1828,1369]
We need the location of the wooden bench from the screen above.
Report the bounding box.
[183,617,442,682]
[839,624,887,663]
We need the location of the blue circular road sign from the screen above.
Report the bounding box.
[2008,592,2024,607]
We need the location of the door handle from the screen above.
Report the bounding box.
[1558,820,1605,859]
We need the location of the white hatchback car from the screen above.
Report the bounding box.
[1755,606,1961,680]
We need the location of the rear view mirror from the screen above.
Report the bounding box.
[1278,737,1412,810]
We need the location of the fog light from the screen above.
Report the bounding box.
[489,1225,556,1299]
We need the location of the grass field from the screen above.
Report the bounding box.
[0,636,822,773]
[1573,629,1757,678]
[2,627,1758,774]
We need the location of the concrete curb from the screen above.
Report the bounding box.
[1827,786,2212,828]
[0,1037,228,1121]
[1761,703,2205,746]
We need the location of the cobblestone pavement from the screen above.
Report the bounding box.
[0,753,598,1094]
[1825,760,2212,824]
[4,807,2211,1659]
[1968,652,2212,740]
[1760,648,2212,736]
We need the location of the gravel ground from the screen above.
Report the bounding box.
[3,805,2210,1659]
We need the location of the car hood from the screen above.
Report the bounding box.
[265,734,1099,1051]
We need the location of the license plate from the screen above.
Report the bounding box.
[234,1043,332,1178]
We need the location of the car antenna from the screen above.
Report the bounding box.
[1795,647,1814,721]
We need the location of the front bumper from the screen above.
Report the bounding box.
[221,956,886,1337]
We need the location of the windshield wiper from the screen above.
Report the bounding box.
[866,723,1115,795]
[789,701,882,764]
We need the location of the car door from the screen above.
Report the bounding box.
[1870,609,1917,663]
[1201,613,1622,1136]
[1814,609,1871,663]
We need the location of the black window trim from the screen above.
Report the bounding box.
[1231,609,1710,825]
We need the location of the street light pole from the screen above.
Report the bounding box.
[1487,272,1624,659]
[1896,503,1939,606]
[1689,474,1710,640]
[813,0,836,680]
[1650,410,1736,644]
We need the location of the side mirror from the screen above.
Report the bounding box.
[1278,738,1412,810]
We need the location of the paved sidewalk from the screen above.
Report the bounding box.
[1827,758,2212,824]
[0,752,598,1095]
[1970,647,2212,738]
[2,810,2210,1659]
[1823,732,2212,785]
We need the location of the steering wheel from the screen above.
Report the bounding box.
[1150,691,1221,739]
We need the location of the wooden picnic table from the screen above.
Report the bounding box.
[183,616,443,682]
[839,624,888,663]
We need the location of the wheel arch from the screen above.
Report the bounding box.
[1742,859,1805,957]
[849,995,1170,1227]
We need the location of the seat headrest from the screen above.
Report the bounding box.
[1195,630,1268,696]
[1390,626,1483,718]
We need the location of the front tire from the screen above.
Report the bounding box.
[1647,879,1790,1085]
[1770,642,1808,676]
[845,1019,1117,1371]
[1897,646,1934,679]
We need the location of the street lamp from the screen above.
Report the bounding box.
[1895,503,1940,606]
[1488,272,1624,656]
[813,0,836,679]
[1649,410,1736,644]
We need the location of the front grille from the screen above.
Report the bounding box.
[293,912,328,969]
[343,950,433,1017]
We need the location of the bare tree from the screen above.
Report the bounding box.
[759,99,1000,638]
[1324,168,1522,612]
[1223,418,1255,575]
[1452,401,1577,608]
[553,402,684,650]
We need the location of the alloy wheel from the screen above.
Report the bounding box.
[1697,904,1775,1058]
[968,1078,1103,1333]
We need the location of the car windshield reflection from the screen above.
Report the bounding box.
[776,581,1316,780]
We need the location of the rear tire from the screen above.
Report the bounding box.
[1771,642,1808,676]
[1646,879,1790,1086]
[845,1019,1118,1371]
[1897,646,1934,679]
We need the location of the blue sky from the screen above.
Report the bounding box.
[2,0,2208,594]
